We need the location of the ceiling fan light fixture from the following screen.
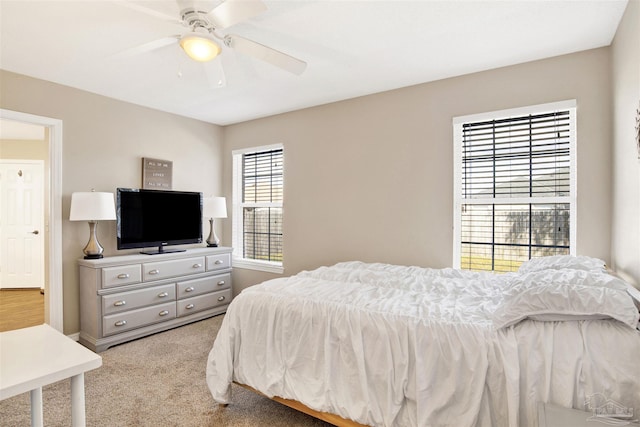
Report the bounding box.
[180,32,221,62]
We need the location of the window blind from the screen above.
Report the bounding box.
[241,149,283,263]
[457,109,574,272]
[462,111,571,200]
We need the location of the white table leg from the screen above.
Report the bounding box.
[70,373,86,427]
[30,386,43,427]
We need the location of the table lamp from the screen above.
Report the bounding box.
[69,191,116,259]
[203,197,227,247]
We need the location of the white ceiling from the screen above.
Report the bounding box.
[0,0,628,126]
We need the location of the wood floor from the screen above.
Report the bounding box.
[0,289,45,332]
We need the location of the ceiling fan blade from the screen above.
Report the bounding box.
[225,35,306,75]
[114,1,183,25]
[111,36,180,60]
[209,0,267,29]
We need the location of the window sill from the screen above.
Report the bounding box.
[233,258,284,274]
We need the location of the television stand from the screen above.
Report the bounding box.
[140,246,186,255]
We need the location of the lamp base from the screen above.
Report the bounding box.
[206,218,221,247]
[82,221,105,260]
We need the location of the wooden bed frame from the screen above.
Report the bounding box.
[233,382,370,427]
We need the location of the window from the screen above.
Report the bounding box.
[453,101,576,273]
[232,144,284,273]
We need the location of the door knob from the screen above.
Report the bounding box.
[31,230,39,235]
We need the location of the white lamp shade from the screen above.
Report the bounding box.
[69,192,116,221]
[203,196,227,218]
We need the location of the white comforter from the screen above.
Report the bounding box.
[206,261,640,427]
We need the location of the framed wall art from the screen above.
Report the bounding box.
[142,157,173,189]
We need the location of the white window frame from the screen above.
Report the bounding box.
[452,100,577,271]
[232,144,284,274]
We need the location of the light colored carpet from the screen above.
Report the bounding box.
[0,315,331,426]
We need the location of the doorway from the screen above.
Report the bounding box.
[0,160,45,289]
[0,110,63,332]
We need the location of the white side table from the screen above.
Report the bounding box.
[538,402,640,427]
[0,324,102,427]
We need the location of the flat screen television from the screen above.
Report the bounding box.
[116,188,203,255]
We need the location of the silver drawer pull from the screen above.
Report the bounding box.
[113,300,126,307]
[192,263,202,268]
[159,310,170,316]
[117,273,130,279]
[185,303,195,310]
[148,269,159,275]
[185,286,195,292]
[214,259,223,265]
[217,280,225,286]
[217,296,226,302]
[157,292,169,298]
[115,320,127,327]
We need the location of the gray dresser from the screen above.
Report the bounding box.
[78,247,232,352]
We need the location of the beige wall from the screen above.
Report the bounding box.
[611,0,640,286]
[1,138,48,159]
[0,32,631,332]
[224,47,614,292]
[0,70,224,334]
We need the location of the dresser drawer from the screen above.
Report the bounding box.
[103,302,176,336]
[102,283,176,315]
[143,257,205,281]
[206,253,231,271]
[177,288,232,317]
[102,264,142,289]
[177,273,231,299]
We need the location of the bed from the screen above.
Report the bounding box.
[206,256,640,427]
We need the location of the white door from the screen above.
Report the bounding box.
[0,160,45,289]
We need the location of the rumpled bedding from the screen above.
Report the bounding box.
[206,261,640,427]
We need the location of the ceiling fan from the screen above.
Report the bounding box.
[116,0,307,76]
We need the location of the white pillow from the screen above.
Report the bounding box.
[623,283,640,310]
[601,270,640,309]
[494,270,640,329]
[518,255,606,274]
